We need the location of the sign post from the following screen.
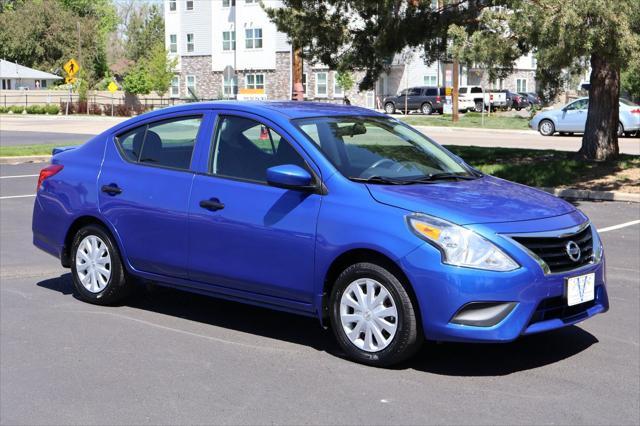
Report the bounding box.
[63,59,80,116]
[107,81,118,117]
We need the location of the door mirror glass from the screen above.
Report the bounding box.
[266,164,313,190]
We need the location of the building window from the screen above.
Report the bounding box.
[222,0,235,6]
[169,0,176,11]
[315,72,327,97]
[186,75,196,95]
[423,75,437,86]
[40,79,47,88]
[223,75,238,97]
[169,34,177,53]
[245,73,265,90]
[333,73,343,97]
[302,73,307,94]
[170,76,180,98]
[186,33,194,53]
[516,78,528,92]
[222,31,236,51]
[245,28,262,49]
[186,0,193,10]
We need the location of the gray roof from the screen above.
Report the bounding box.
[0,59,62,80]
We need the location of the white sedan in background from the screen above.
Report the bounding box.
[530,97,640,137]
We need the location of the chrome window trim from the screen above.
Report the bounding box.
[502,221,600,275]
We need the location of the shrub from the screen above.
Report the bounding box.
[9,105,25,114]
[89,103,102,115]
[114,104,131,117]
[60,101,75,114]
[26,105,45,114]
[45,104,60,115]
[0,106,7,113]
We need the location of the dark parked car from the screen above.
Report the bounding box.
[499,90,530,111]
[520,92,542,106]
[383,86,446,115]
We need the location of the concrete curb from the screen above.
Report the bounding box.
[1,155,637,203]
[0,155,51,165]
[412,125,537,135]
[539,187,640,203]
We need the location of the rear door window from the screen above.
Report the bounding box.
[115,115,202,170]
[425,88,437,96]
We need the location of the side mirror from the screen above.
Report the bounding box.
[266,164,315,191]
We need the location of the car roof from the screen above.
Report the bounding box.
[137,101,384,120]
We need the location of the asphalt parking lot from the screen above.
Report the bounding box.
[1,162,639,425]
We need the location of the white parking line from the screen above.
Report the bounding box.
[599,220,640,233]
[0,194,36,200]
[0,174,39,179]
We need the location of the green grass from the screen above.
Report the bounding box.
[446,145,640,188]
[0,142,83,157]
[401,112,531,130]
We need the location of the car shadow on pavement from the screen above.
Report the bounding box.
[38,274,598,376]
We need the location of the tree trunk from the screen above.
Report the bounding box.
[580,53,620,160]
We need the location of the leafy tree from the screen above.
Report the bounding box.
[336,71,355,93]
[124,3,164,63]
[121,63,152,95]
[621,61,640,103]
[267,0,640,161]
[146,42,178,98]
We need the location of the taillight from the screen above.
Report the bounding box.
[436,95,441,102]
[37,164,64,191]
[631,109,640,114]
[514,95,521,102]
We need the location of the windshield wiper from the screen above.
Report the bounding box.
[410,172,479,182]
[349,176,416,185]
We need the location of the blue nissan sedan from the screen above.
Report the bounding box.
[33,102,608,366]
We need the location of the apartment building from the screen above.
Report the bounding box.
[165,0,537,107]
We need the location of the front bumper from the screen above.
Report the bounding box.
[399,216,609,343]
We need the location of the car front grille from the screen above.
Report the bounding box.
[511,224,594,273]
[528,287,600,325]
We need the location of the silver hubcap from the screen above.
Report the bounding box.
[541,121,553,134]
[385,104,394,113]
[339,278,398,352]
[75,235,111,293]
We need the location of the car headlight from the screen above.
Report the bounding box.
[407,213,519,272]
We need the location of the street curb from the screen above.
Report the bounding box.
[0,155,51,165]
[412,125,537,135]
[539,187,640,203]
[0,155,637,203]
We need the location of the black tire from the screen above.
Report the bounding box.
[329,262,423,367]
[70,224,132,305]
[384,103,395,115]
[474,101,483,112]
[617,122,624,137]
[421,103,433,115]
[538,119,555,136]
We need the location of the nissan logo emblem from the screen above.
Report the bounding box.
[565,241,581,262]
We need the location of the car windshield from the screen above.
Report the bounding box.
[293,116,475,183]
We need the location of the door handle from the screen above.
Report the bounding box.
[199,198,225,211]
[101,184,122,195]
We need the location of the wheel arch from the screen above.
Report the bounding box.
[61,215,126,268]
[319,248,422,327]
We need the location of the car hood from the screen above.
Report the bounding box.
[366,175,575,225]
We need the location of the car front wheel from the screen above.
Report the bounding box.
[329,262,423,367]
[71,224,132,305]
[539,119,555,136]
[384,103,396,114]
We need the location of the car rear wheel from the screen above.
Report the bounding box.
[539,119,555,136]
[617,122,624,137]
[329,262,423,367]
[384,103,396,114]
[474,101,483,112]
[71,224,131,305]
[421,103,433,115]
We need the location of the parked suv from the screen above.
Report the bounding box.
[383,86,445,115]
[500,90,530,111]
[33,102,609,367]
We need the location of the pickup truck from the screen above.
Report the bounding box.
[458,86,508,112]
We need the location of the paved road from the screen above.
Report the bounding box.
[1,163,639,425]
[2,115,638,154]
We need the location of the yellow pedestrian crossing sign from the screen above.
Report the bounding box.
[64,59,80,77]
[107,81,118,93]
